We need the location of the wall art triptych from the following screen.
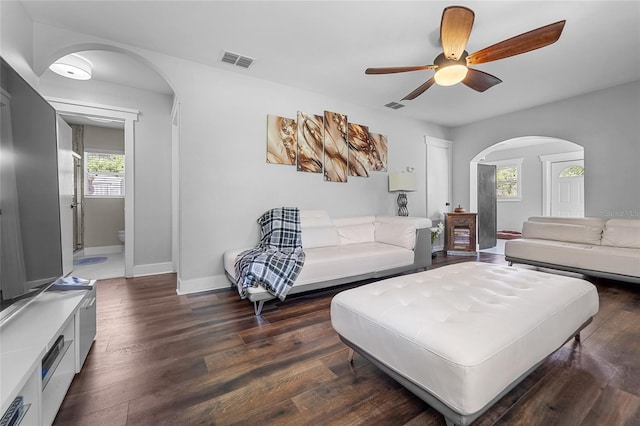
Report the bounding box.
[266,111,388,182]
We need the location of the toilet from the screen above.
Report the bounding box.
[118,230,125,243]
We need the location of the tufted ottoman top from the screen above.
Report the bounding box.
[330,262,599,415]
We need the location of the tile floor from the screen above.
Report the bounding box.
[72,253,125,281]
[478,238,507,255]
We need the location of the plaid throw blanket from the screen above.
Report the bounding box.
[234,207,305,301]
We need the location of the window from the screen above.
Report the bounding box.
[559,165,584,177]
[488,158,523,201]
[84,150,124,197]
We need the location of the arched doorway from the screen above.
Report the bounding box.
[39,46,177,279]
[470,136,584,251]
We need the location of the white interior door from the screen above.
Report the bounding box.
[57,116,74,276]
[551,159,584,217]
[426,137,452,249]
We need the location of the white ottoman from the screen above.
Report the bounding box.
[330,262,599,426]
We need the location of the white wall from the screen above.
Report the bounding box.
[0,0,37,87]
[451,81,640,220]
[482,140,582,231]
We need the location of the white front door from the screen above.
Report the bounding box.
[57,116,74,275]
[551,159,584,217]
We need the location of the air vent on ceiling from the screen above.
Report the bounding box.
[220,50,255,69]
[384,101,405,110]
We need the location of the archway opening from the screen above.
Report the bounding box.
[39,45,177,279]
[470,136,584,252]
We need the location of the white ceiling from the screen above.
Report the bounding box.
[23,1,640,127]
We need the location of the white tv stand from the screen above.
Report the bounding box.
[0,283,96,425]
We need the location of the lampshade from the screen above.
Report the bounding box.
[49,54,92,80]
[388,172,417,192]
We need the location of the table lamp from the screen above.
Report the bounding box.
[388,172,417,216]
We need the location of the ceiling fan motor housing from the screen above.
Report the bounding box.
[434,51,469,86]
[434,51,469,69]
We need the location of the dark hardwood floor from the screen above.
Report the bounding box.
[54,253,640,425]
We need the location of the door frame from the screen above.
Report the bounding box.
[425,136,453,219]
[425,136,453,251]
[47,97,139,278]
[539,151,584,216]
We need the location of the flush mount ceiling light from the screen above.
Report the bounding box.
[49,54,92,80]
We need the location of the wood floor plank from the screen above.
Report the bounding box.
[52,401,130,426]
[494,347,612,425]
[203,360,336,423]
[581,386,640,426]
[52,254,640,426]
[205,321,340,381]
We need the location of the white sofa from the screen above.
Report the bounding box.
[505,216,640,284]
[224,210,432,314]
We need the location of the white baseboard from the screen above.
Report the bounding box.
[83,245,124,255]
[133,262,174,277]
[177,274,230,295]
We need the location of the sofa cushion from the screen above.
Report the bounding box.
[375,221,416,250]
[332,216,376,245]
[300,210,332,227]
[528,216,606,228]
[601,219,640,249]
[336,223,375,245]
[301,225,340,248]
[522,221,602,245]
[332,215,376,227]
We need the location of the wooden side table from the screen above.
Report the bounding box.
[445,213,477,255]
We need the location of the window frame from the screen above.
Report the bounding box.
[486,158,524,202]
[84,148,125,199]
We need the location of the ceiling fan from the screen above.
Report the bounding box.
[365,6,566,100]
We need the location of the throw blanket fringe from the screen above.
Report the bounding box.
[234,207,305,301]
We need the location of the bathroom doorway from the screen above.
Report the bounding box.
[50,98,138,278]
[68,123,127,280]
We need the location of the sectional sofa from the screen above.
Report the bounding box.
[505,216,640,284]
[224,210,432,314]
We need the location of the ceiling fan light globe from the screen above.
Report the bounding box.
[434,64,468,86]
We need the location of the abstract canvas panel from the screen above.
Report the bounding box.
[266,115,297,165]
[323,110,349,182]
[347,123,370,177]
[296,112,324,173]
[368,132,388,172]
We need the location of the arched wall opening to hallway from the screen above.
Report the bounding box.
[39,44,178,279]
[469,136,584,245]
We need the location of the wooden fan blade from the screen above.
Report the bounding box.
[441,6,475,60]
[365,65,435,75]
[467,20,566,65]
[462,68,502,92]
[402,77,436,100]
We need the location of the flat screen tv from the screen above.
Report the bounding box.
[0,57,63,325]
